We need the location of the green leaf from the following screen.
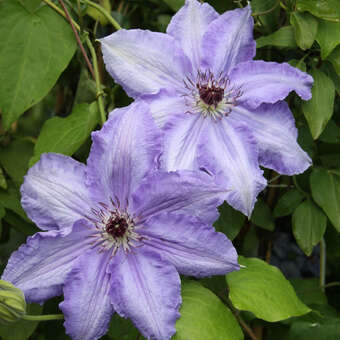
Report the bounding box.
[288,59,307,72]
[162,0,184,11]
[0,0,76,129]
[214,202,245,240]
[319,119,340,143]
[291,12,318,50]
[226,257,311,322]
[250,198,275,231]
[273,189,304,218]
[0,303,43,340]
[0,181,29,221]
[108,314,141,340]
[292,199,327,256]
[29,102,99,166]
[0,167,7,190]
[327,45,340,76]
[310,168,340,231]
[290,278,327,306]
[251,0,280,32]
[0,139,34,186]
[173,281,243,340]
[316,20,340,59]
[256,26,297,49]
[301,68,335,139]
[296,0,340,22]
[18,0,41,13]
[3,210,38,235]
[292,200,327,256]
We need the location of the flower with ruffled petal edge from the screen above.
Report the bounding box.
[1,102,239,340]
[100,0,313,217]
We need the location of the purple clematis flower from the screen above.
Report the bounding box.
[1,102,239,340]
[100,0,313,216]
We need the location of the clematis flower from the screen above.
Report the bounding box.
[1,102,239,340]
[100,0,313,216]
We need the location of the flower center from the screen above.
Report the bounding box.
[183,70,242,120]
[88,198,143,256]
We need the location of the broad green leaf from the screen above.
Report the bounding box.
[319,119,340,143]
[250,198,275,231]
[251,0,280,32]
[292,199,327,256]
[327,45,340,76]
[273,189,304,218]
[0,167,7,190]
[226,257,311,322]
[290,278,327,306]
[301,68,335,139]
[0,204,5,235]
[322,61,340,96]
[18,0,41,13]
[29,102,99,166]
[296,0,340,22]
[316,20,340,59]
[214,202,245,240]
[0,139,34,186]
[0,181,29,221]
[4,210,38,235]
[173,281,243,340]
[256,26,297,49]
[0,303,43,340]
[162,0,184,11]
[288,59,307,72]
[310,168,340,231]
[0,0,76,129]
[291,12,318,50]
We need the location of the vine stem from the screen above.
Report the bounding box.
[58,0,95,80]
[86,36,106,125]
[42,0,80,31]
[320,237,326,292]
[22,314,64,322]
[81,0,122,30]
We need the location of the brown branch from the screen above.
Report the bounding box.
[58,0,95,79]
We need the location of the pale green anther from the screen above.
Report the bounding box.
[0,280,26,324]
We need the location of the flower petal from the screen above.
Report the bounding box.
[140,212,239,277]
[131,170,227,225]
[109,249,181,340]
[1,220,94,303]
[199,119,267,217]
[87,102,162,208]
[21,153,93,231]
[60,249,114,340]
[162,114,208,171]
[229,60,313,108]
[201,5,255,75]
[140,89,187,128]
[100,29,192,98]
[231,102,312,175]
[166,0,218,69]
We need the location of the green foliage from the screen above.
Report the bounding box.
[301,68,335,139]
[256,26,297,49]
[250,198,275,231]
[292,199,327,256]
[173,281,243,340]
[226,257,311,322]
[316,20,340,59]
[291,12,318,50]
[273,189,304,218]
[0,0,76,130]
[29,102,99,166]
[296,0,340,22]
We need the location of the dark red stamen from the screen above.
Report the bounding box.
[198,84,224,107]
[106,216,129,238]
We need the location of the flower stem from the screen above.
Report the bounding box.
[320,237,326,292]
[86,36,106,125]
[81,0,121,30]
[42,0,80,31]
[57,0,96,79]
[22,314,64,322]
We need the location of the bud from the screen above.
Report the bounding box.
[0,280,26,324]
